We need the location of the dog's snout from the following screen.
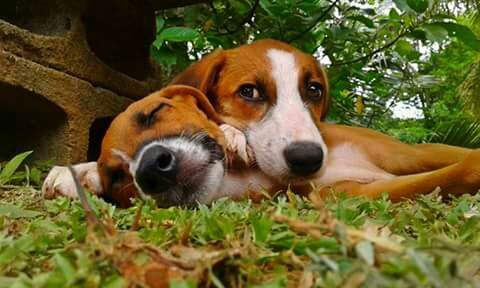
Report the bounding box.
[284,141,324,176]
[136,145,177,194]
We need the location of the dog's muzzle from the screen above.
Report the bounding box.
[135,145,177,195]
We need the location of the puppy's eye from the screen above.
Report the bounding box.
[306,82,323,100]
[238,84,263,102]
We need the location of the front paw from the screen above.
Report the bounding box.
[220,124,255,167]
[42,162,102,199]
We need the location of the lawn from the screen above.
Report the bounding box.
[1,154,480,287]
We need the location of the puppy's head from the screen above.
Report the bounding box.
[172,39,329,185]
[98,85,226,208]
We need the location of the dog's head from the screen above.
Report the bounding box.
[172,39,330,185]
[98,85,226,208]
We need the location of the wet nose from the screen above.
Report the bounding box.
[135,145,177,194]
[283,141,324,176]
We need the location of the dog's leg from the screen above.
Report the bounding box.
[321,124,472,175]
[319,150,480,201]
[42,162,103,199]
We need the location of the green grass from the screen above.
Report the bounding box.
[1,154,480,287]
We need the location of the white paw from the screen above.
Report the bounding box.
[220,124,254,166]
[42,162,102,199]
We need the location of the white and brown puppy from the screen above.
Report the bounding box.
[171,39,480,200]
[44,39,480,204]
[43,85,270,207]
[171,39,330,186]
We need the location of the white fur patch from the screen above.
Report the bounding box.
[314,143,395,187]
[246,49,328,182]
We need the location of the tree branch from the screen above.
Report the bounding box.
[287,0,340,43]
[331,29,411,67]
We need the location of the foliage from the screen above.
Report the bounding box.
[0,151,42,187]
[1,185,480,287]
[152,0,480,146]
[429,118,480,148]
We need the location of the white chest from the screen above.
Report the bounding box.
[313,143,395,187]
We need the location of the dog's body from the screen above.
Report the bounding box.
[43,39,480,206]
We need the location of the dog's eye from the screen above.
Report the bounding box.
[306,82,323,100]
[238,85,263,102]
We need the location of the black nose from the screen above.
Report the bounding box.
[135,145,177,194]
[284,141,324,176]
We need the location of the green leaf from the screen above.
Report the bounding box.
[54,253,76,284]
[389,9,401,21]
[355,241,375,265]
[160,27,199,42]
[229,0,251,15]
[393,0,410,11]
[152,46,177,66]
[156,17,165,33]
[423,24,449,42]
[437,22,480,51]
[0,151,33,184]
[395,39,414,56]
[29,167,42,186]
[251,216,273,243]
[169,279,197,288]
[103,275,126,288]
[348,15,375,28]
[0,204,41,219]
[406,0,428,13]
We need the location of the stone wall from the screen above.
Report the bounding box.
[0,0,207,164]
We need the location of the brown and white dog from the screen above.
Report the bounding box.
[43,39,480,206]
[170,39,480,200]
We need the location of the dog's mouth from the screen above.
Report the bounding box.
[129,134,225,207]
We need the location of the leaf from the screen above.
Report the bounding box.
[229,0,251,15]
[437,22,480,51]
[156,17,165,33]
[29,167,42,186]
[407,249,442,287]
[0,151,33,184]
[54,253,76,284]
[0,204,41,219]
[159,27,199,42]
[348,15,374,28]
[395,39,414,56]
[393,0,410,12]
[355,241,375,265]
[152,46,177,66]
[103,275,126,288]
[169,279,197,288]
[406,0,428,13]
[389,8,401,21]
[251,216,273,243]
[423,24,449,42]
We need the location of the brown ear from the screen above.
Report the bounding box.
[158,85,223,125]
[170,49,226,96]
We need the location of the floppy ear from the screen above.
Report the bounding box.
[159,85,223,125]
[170,49,226,97]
